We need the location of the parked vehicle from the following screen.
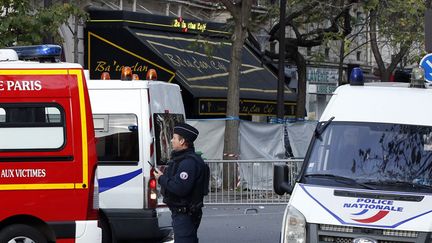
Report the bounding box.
[274,68,432,243]
[87,70,185,242]
[0,45,101,243]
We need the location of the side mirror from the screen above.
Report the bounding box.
[273,164,293,195]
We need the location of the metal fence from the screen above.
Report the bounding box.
[203,158,303,205]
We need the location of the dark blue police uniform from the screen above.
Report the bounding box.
[158,147,204,243]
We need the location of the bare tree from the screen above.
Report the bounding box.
[60,0,89,63]
[335,14,370,85]
[266,0,355,118]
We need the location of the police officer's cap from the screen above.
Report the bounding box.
[174,123,199,143]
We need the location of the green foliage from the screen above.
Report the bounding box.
[283,0,354,44]
[367,0,425,66]
[284,0,426,65]
[187,36,224,57]
[310,49,326,63]
[367,0,425,46]
[344,39,353,55]
[0,0,87,47]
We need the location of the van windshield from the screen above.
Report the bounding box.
[303,122,432,192]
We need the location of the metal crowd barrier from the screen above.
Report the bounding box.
[203,158,303,205]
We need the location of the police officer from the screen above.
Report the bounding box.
[154,123,206,243]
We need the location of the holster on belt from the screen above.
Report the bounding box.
[172,206,189,214]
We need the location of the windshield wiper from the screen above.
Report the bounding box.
[304,173,375,189]
[363,180,432,190]
[315,116,335,138]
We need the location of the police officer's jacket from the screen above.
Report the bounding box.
[158,147,204,208]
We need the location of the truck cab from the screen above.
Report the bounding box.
[0,45,101,243]
[274,68,432,243]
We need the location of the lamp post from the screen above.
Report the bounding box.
[277,0,287,122]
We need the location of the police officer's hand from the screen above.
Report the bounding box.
[153,168,163,180]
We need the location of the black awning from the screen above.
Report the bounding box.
[130,28,294,101]
[85,10,297,117]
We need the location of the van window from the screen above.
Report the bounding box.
[0,104,64,150]
[154,113,184,165]
[0,108,4,123]
[94,114,139,163]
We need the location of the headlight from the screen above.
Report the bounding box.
[281,205,306,243]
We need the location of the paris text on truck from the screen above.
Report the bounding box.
[0,45,101,243]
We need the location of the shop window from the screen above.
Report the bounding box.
[356,51,362,61]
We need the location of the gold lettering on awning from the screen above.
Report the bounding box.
[172,17,207,32]
[94,60,149,75]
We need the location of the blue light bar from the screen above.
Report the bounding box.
[349,67,364,86]
[8,45,62,62]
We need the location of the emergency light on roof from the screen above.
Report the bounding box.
[121,66,133,81]
[8,44,62,62]
[103,67,157,81]
[146,69,157,80]
[349,67,364,86]
[0,49,19,61]
[410,66,426,88]
[101,72,111,80]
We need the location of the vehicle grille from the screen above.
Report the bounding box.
[320,236,410,243]
[307,223,430,243]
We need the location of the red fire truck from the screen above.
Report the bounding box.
[0,46,101,243]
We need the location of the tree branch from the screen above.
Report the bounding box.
[219,0,236,15]
[369,8,385,73]
[269,2,315,41]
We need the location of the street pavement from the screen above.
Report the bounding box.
[198,204,285,243]
[125,204,286,243]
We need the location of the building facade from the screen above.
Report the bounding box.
[57,0,401,120]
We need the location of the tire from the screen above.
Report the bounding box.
[0,224,47,243]
[100,216,114,243]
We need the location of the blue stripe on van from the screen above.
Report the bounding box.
[99,168,142,193]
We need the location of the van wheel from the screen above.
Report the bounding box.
[0,224,47,243]
[100,216,114,243]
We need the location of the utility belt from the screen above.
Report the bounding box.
[170,204,203,215]
[171,206,190,214]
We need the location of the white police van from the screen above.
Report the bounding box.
[87,69,185,242]
[274,67,432,243]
